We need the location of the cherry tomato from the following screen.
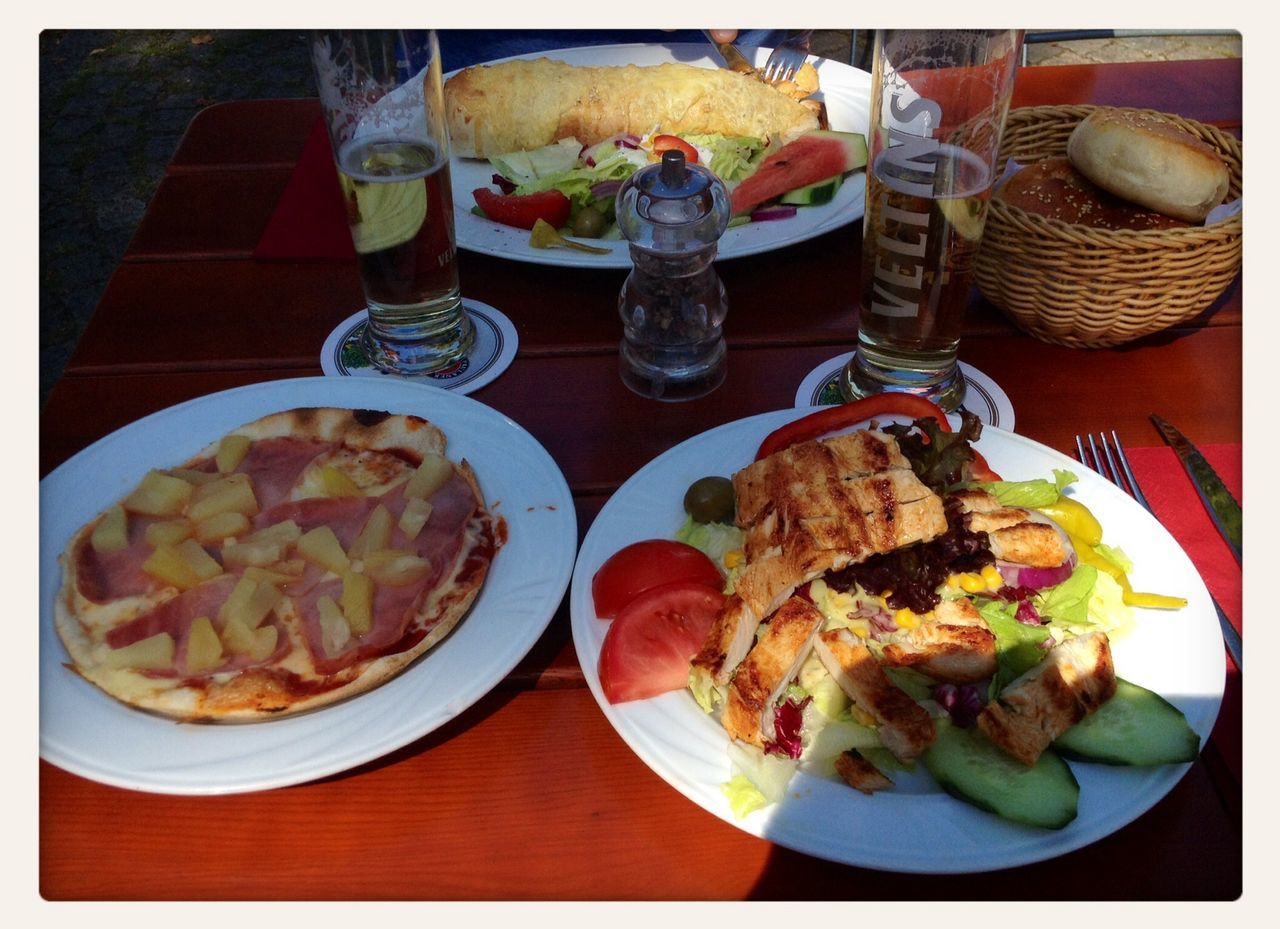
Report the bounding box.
[472,187,571,230]
[598,581,725,704]
[592,539,723,619]
[755,395,1001,481]
[652,135,699,164]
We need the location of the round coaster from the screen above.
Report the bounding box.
[794,353,1015,431]
[321,299,518,395]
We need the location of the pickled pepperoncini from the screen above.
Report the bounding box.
[1036,497,1104,546]
[1067,531,1187,609]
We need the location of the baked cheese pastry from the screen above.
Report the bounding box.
[55,408,500,722]
[444,58,821,158]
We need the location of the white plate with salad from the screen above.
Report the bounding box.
[446,43,872,269]
[568,408,1225,873]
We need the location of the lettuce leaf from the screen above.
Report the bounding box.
[679,133,765,182]
[978,599,1053,698]
[1034,564,1098,627]
[978,469,1077,508]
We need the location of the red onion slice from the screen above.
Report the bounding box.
[995,555,1077,591]
[750,204,799,222]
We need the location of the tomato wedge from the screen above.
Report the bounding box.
[592,539,723,619]
[652,134,699,164]
[755,395,1001,481]
[597,581,725,704]
[472,187,572,230]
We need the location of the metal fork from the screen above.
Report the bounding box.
[1076,431,1243,671]
[761,30,814,84]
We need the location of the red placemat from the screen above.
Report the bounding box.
[254,116,355,260]
[1123,442,1241,790]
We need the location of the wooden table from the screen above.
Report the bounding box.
[39,58,1243,900]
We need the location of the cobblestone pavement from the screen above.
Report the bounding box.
[38,29,1241,407]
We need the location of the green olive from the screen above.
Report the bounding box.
[683,476,735,524]
[571,205,607,239]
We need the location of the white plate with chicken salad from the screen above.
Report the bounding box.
[445,43,872,269]
[569,404,1225,873]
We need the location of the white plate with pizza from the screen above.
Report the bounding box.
[569,408,1225,873]
[40,376,576,795]
[448,43,872,269]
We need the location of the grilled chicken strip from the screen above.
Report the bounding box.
[977,631,1117,765]
[691,431,947,688]
[951,489,1072,568]
[722,596,825,747]
[813,628,936,762]
[834,749,895,795]
[880,597,998,684]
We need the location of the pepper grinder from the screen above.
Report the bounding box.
[615,148,731,401]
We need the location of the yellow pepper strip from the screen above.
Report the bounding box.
[1067,532,1187,609]
[1037,498,1104,546]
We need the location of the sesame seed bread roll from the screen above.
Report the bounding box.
[1066,108,1230,222]
[443,58,819,159]
[995,157,1185,230]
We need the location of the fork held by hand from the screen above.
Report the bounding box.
[762,30,814,84]
[1076,431,1242,672]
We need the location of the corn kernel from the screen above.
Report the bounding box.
[850,623,870,639]
[981,564,1004,590]
[894,608,920,629]
[959,573,987,593]
[724,550,744,570]
[851,705,876,727]
[946,574,963,589]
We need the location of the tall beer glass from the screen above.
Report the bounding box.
[840,30,1022,411]
[311,30,473,375]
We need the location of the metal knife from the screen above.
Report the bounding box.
[1150,414,1242,563]
[702,30,758,77]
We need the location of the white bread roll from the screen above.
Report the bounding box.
[1066,108,1230,222]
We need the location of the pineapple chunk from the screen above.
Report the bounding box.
[319,465,362,497]
[248,519,302,548]
[188,474,260,523]
[166,468,222,486]
[194,511,251,544]
[362,549,432,586]
[348,504,393,558]
[316,596,351,657]
[90,504,130,554]
[215,434,252,473]
[404,453,453,500]
[221,616,279,661]
[297,525,351,574]
[243,559,305,585]
[397,498,434,541]
[184,616,224,674]
[222,538,283,569]
[217,576,282,630]
[145,518,194,547]
[340,570,375,635]
[103,632,175,670]
[178,538,223,581]
[123,470,193,517]
[142,539,222,589]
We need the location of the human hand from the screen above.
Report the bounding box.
[707,30,738,43]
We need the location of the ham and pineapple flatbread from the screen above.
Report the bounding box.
[54,407,500,722]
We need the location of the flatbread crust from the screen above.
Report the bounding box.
[443,59,821,158]
[54,407,500,723]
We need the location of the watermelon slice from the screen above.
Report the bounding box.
[731,130,868,216]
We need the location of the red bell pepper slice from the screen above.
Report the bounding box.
[472,187,572,231]
[651,135,699,164]
[754,394,1001,481]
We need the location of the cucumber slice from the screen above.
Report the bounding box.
[1053,678,1200,765]
[924,723,1079,829]
[780,172,844,206]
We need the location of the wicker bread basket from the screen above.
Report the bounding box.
[973,105,1242,348]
